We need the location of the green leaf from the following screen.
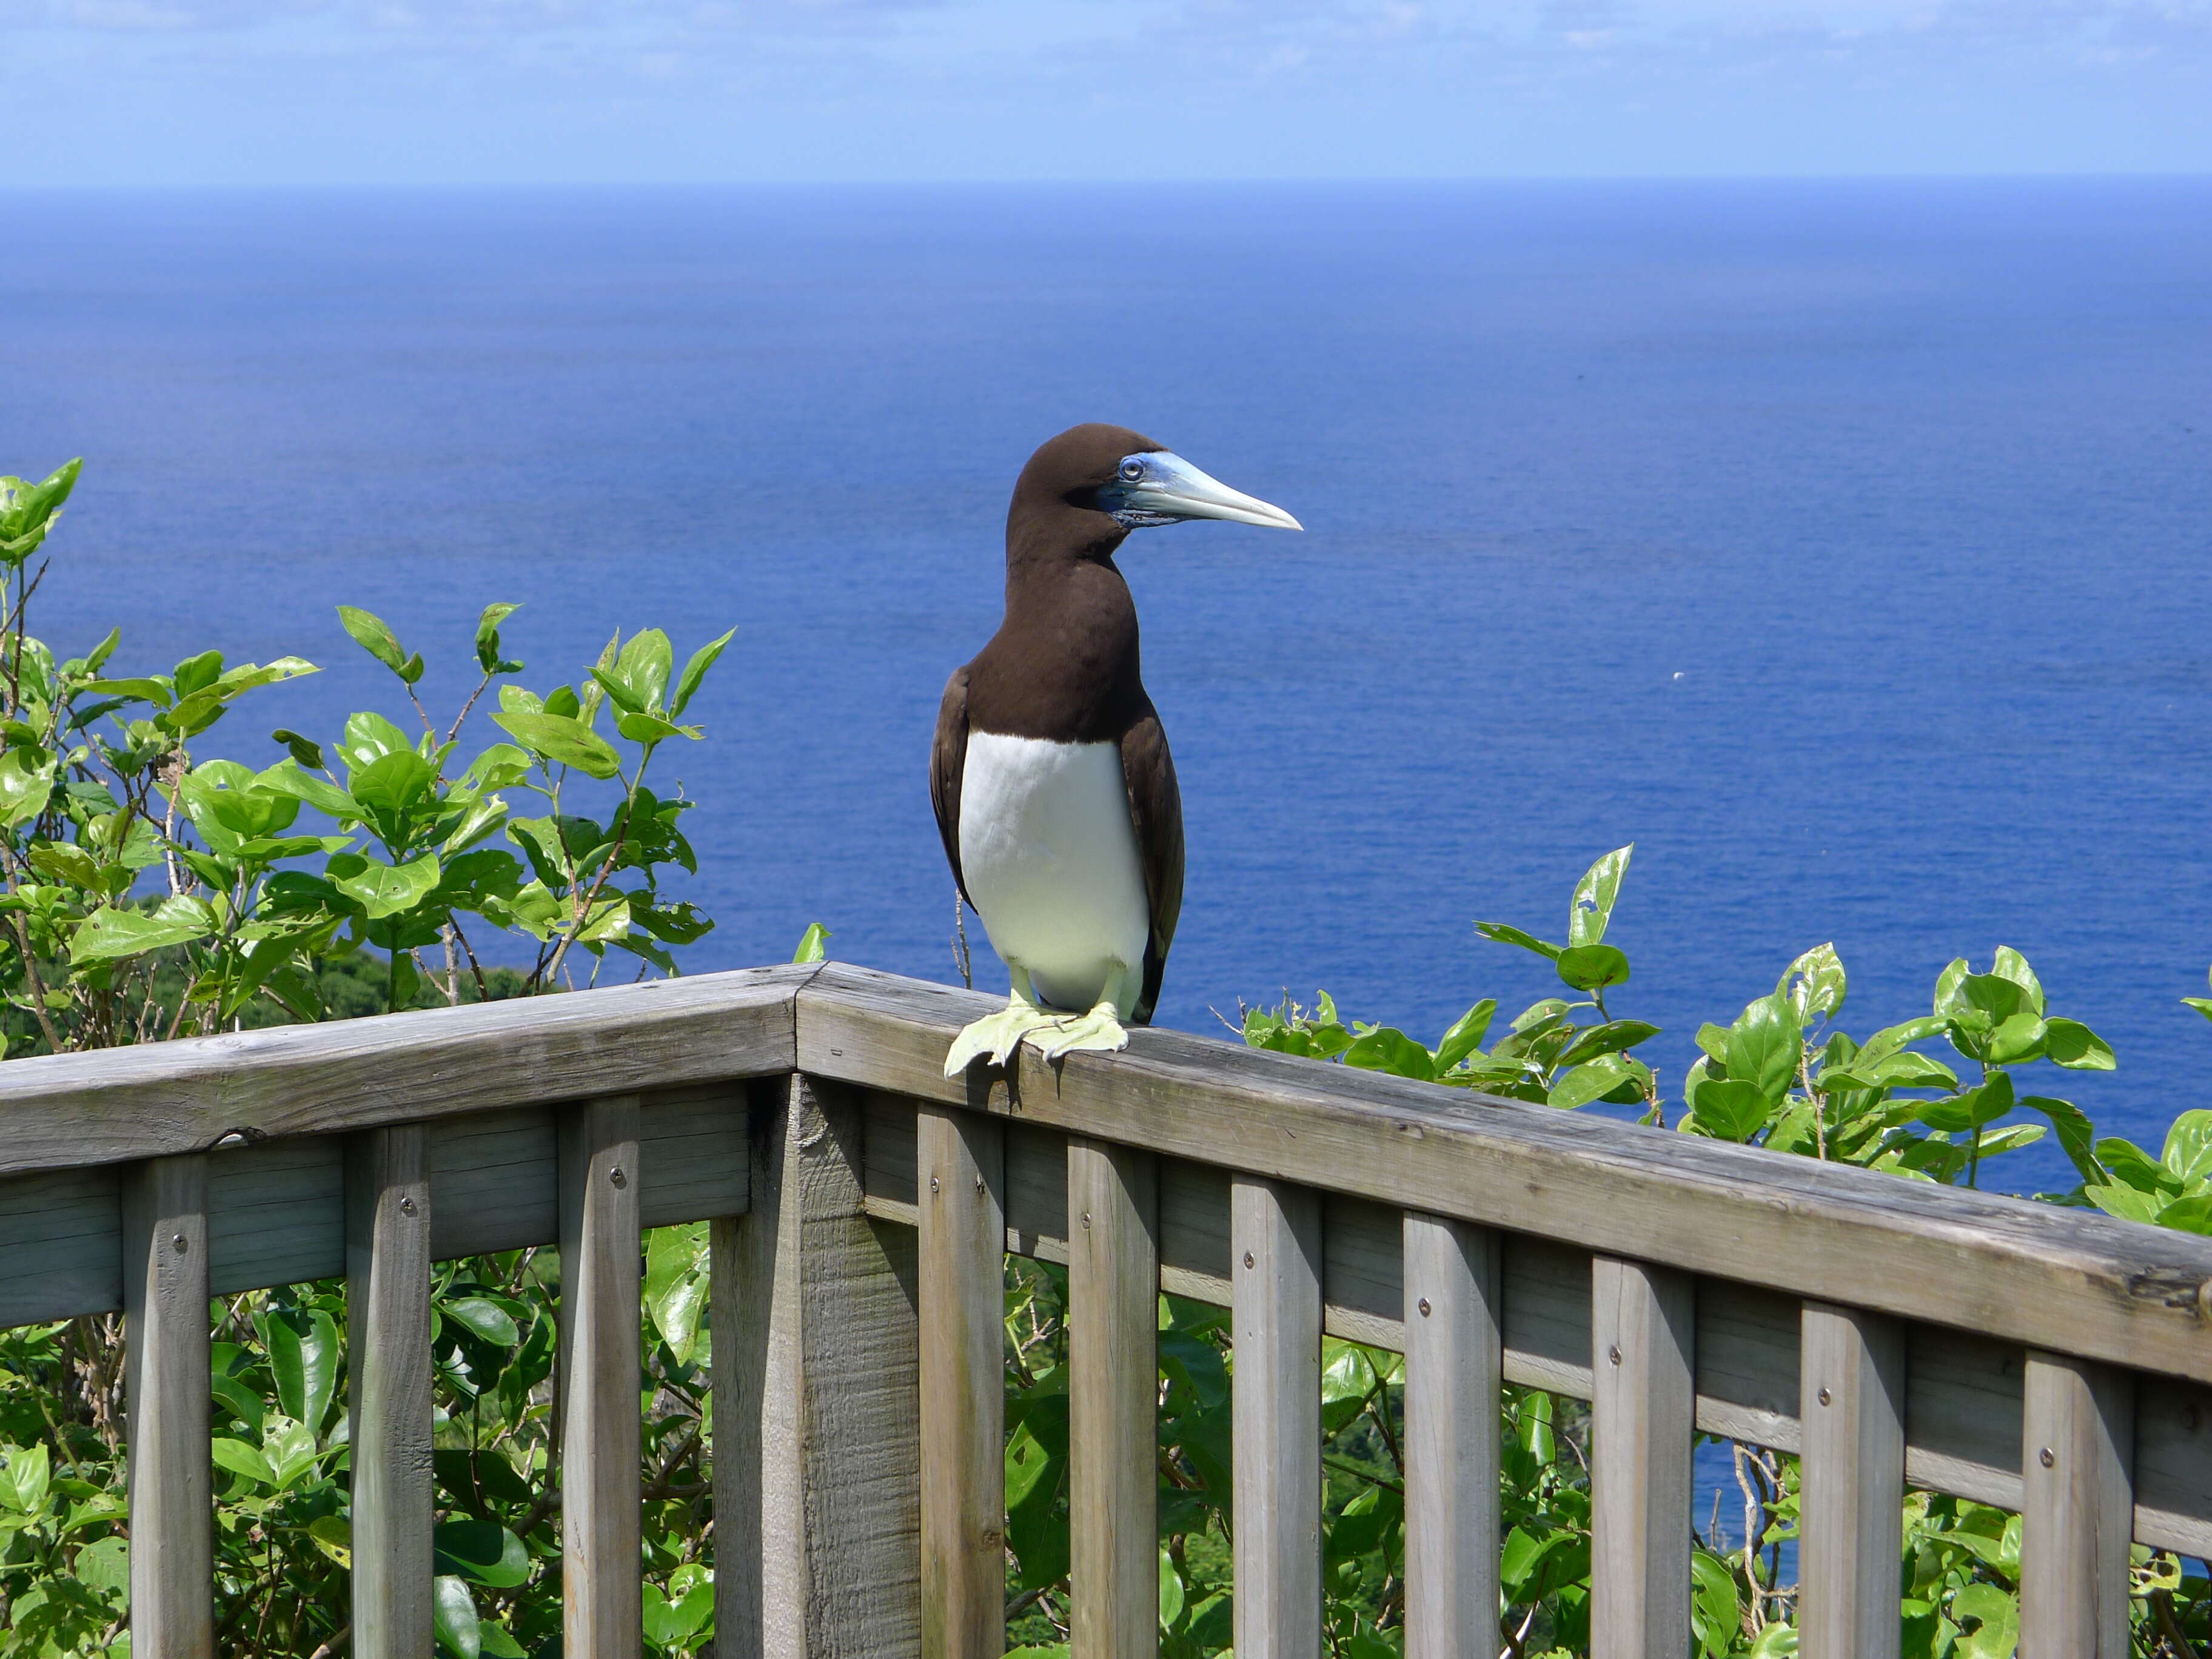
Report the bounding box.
[1158,1547,1184,1629]
[337,711,417,773]
[1550,1053,1643,1110]
[70,905,209,964]
[2044,1017,2115,1071]
[271,728,325,769]
[263,1307,340,1436]
[338,606,412,679]
[79,675,175,709]
[1688,1075,1774,1142]
[1990,945,2046,1016]
[491,711,623,779]
[1433,999,1496,1072]
[329,851,442,919]
[434,1575,483,1659]
[441,1295,520,1347]
[0,749,55,830]
[2185,996,2212,1025]
[1559,1017,1660,1067]
[792,922,830,964]
[349,749,439,840]
[2022,1096,2102,1185]
[615,710,697,745]
[171,648,224,700]
[1723,994,1801,1104]
[1777,940,1847,1023]
[1950,1580,2018,1659]
[671,626,736,718]
[256,759,358,822]
[1474,920,1561,961]
[2085,1181,2165,1224]
[1567,843,1632,949]
[1343,1027,1436,1081]
[1555,942,1630,993]
[435,1520,531,1589]
[2156,1193,2212,1235]
[1986,1011,2046,1065]
[0,1444,49,1513]
[475,602,523,674]
[211,1436,274,1489]
[1916,1070,2016,1134]
[2162,1110,2212,1185]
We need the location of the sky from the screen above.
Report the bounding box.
[7,0,2212,184]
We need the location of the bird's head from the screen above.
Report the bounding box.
[1014,424,1302,545]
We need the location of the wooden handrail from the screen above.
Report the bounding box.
[0,958,2203,1654]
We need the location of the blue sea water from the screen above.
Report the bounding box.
[5,179,2212,1213]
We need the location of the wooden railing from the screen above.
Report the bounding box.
[2,959,2210,1657]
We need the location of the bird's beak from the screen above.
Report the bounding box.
[1110,452,1303,531]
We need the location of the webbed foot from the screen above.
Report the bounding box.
[944,994,1065,1078]
[1031,1001,1130,1064]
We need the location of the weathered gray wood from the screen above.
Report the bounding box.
[716,1074,921,1659]
[1068,1136,1159,1659]
[799,965,2212,1385]
[1401,1213,1501,1659]
[0,964,803,1176]
[1232,1177,1323,1659]
[1590,1256,1694,1659]
[558,1095,643,1659]
[1798,1303,1905,1659]
[2021,1352,2134,1658]
[849,1084,2212,1556]
[123,1153,213,1659]
[0,1164,122,1327]
[917,1107,1007,1659]
[347,1125,434,1659]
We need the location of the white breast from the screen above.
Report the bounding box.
[958,732,1150,1013]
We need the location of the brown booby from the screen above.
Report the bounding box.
[933,424,1301,1076]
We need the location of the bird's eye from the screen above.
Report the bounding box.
[1119,459,1144,481]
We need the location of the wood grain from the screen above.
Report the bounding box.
[800,965,2212,1386]
[1068,1136,1159,1659]
[2020,1352,2134,1659]
[558,1095,643,1659]
[123,1154,213,1659]
[1798,1303,1904,1659]
[715,1075,922,1659]
[1590,1257,1694,1659]
[918,1107,1007,1659]
[0,964,802,1177]
[347,1125,434,1659]
[1232,1177,1323,1659]
[1401,1213,1501,1659]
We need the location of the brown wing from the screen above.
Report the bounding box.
[930,666,974,908]
[1119,707,1184,1025]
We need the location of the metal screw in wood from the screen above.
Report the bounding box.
[1418,1298,1432,1316]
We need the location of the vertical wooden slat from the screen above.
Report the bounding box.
[123,1153,213,1659]
[1590,1256,1694,1659]
[1402,1213,1501,1659]
[1068,1136,1159,1659]
[347,1125,434,1659]
[1798,1302,1905,1659]
[919,1106,1007,1659]
[1232,1177,1324,1659]
[2021,1350,2135,1658]
[715,1074,922,1659]
[559,1094,643,1659]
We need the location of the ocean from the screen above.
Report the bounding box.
[7,179,2212,1205]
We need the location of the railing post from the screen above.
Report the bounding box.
[123,1153,213,1659]
[918,1106,1007,1659]
[347,1125,434,1659]
[2021,1351,2134,1658]
[559,1094,643,1659]
[1068,1136,1159,1659]
[1402,1213,1501,1659]
[1590,1256,1694,1659]
[714,1074,922,1659]
[1232,1176,1323,1659]
[1798,1302,1905,1659]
